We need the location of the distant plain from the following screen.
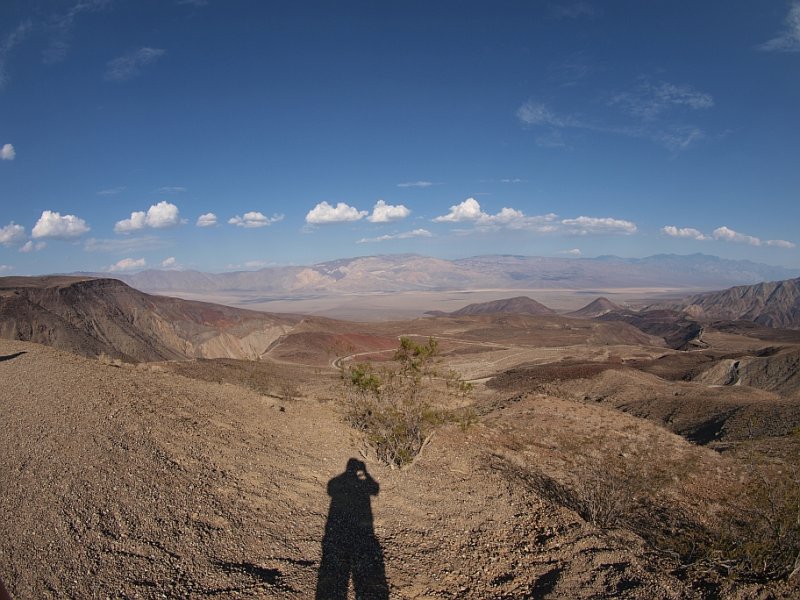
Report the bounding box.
[161,287,696,321]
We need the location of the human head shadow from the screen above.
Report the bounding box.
[316,458,389,600]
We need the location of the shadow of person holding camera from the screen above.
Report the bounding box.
[315,458,389,600]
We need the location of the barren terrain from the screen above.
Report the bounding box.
[1,277,800,598]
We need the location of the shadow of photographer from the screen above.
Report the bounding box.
[316,458,389,600]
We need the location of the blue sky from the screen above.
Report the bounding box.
[1,0,799,275]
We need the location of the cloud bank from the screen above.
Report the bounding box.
[433,198,634,235]
[662,224,795,248]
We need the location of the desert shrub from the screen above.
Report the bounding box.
[341,337,471,468]
[686,467,800,582]
[571,460,642,528]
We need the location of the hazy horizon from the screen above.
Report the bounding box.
[2,1,799,276]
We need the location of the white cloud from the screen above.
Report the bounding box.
[115,201,180,233]
[114,211,146,233]
[145,200,180,228]
[561,216,638,235]
[196,212,218,227]
[97,186,125,196]
[0,264,12,273]
[712,226,762,246]
[519,79,713,152]
[32,210,90,239]
[305,201,367,224]
[109,257,146,272]
[500,178,526,183]
[41,0,108,65]
[433,198,486,222]
[759,2,800,52]
[661,225,708,241]
[367,200,411,223]
[559,248,582,256]
[225,260,272,270]
[155,186,186,194]
[105,47,165,82]
[609,82,713,120]
[358,229,432,243]
[161,257,177,268]
[397,181,435,188]
[766,239,796,249]
[0,222,26,246]
[516,101,573,127]
[228,211,284,228]
[1,143,15,160]
[19,240,46,253]
[0,20,32,89]
[84,235,168,253]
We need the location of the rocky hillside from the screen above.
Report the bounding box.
[672,277,800,329]
[4,339,797,598]
[0,276,299,362]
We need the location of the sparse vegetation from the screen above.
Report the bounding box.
[341,336,472,467]
[672,461,800,583]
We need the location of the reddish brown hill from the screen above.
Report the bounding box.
[0,276,299,362]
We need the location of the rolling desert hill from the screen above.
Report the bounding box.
[0,276,300,362]
[566,297,623,318]
[97,253,799,296]
[667,277,800,329]
[427,295,556,317]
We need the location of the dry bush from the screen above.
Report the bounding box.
[670,464,800,583]
[341,337,471,468]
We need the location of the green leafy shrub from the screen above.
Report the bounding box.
[341,336,471,467]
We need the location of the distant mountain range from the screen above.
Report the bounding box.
[85,253,799,296]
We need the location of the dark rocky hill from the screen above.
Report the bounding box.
[0,276,299,362]
[670,277,800,329]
